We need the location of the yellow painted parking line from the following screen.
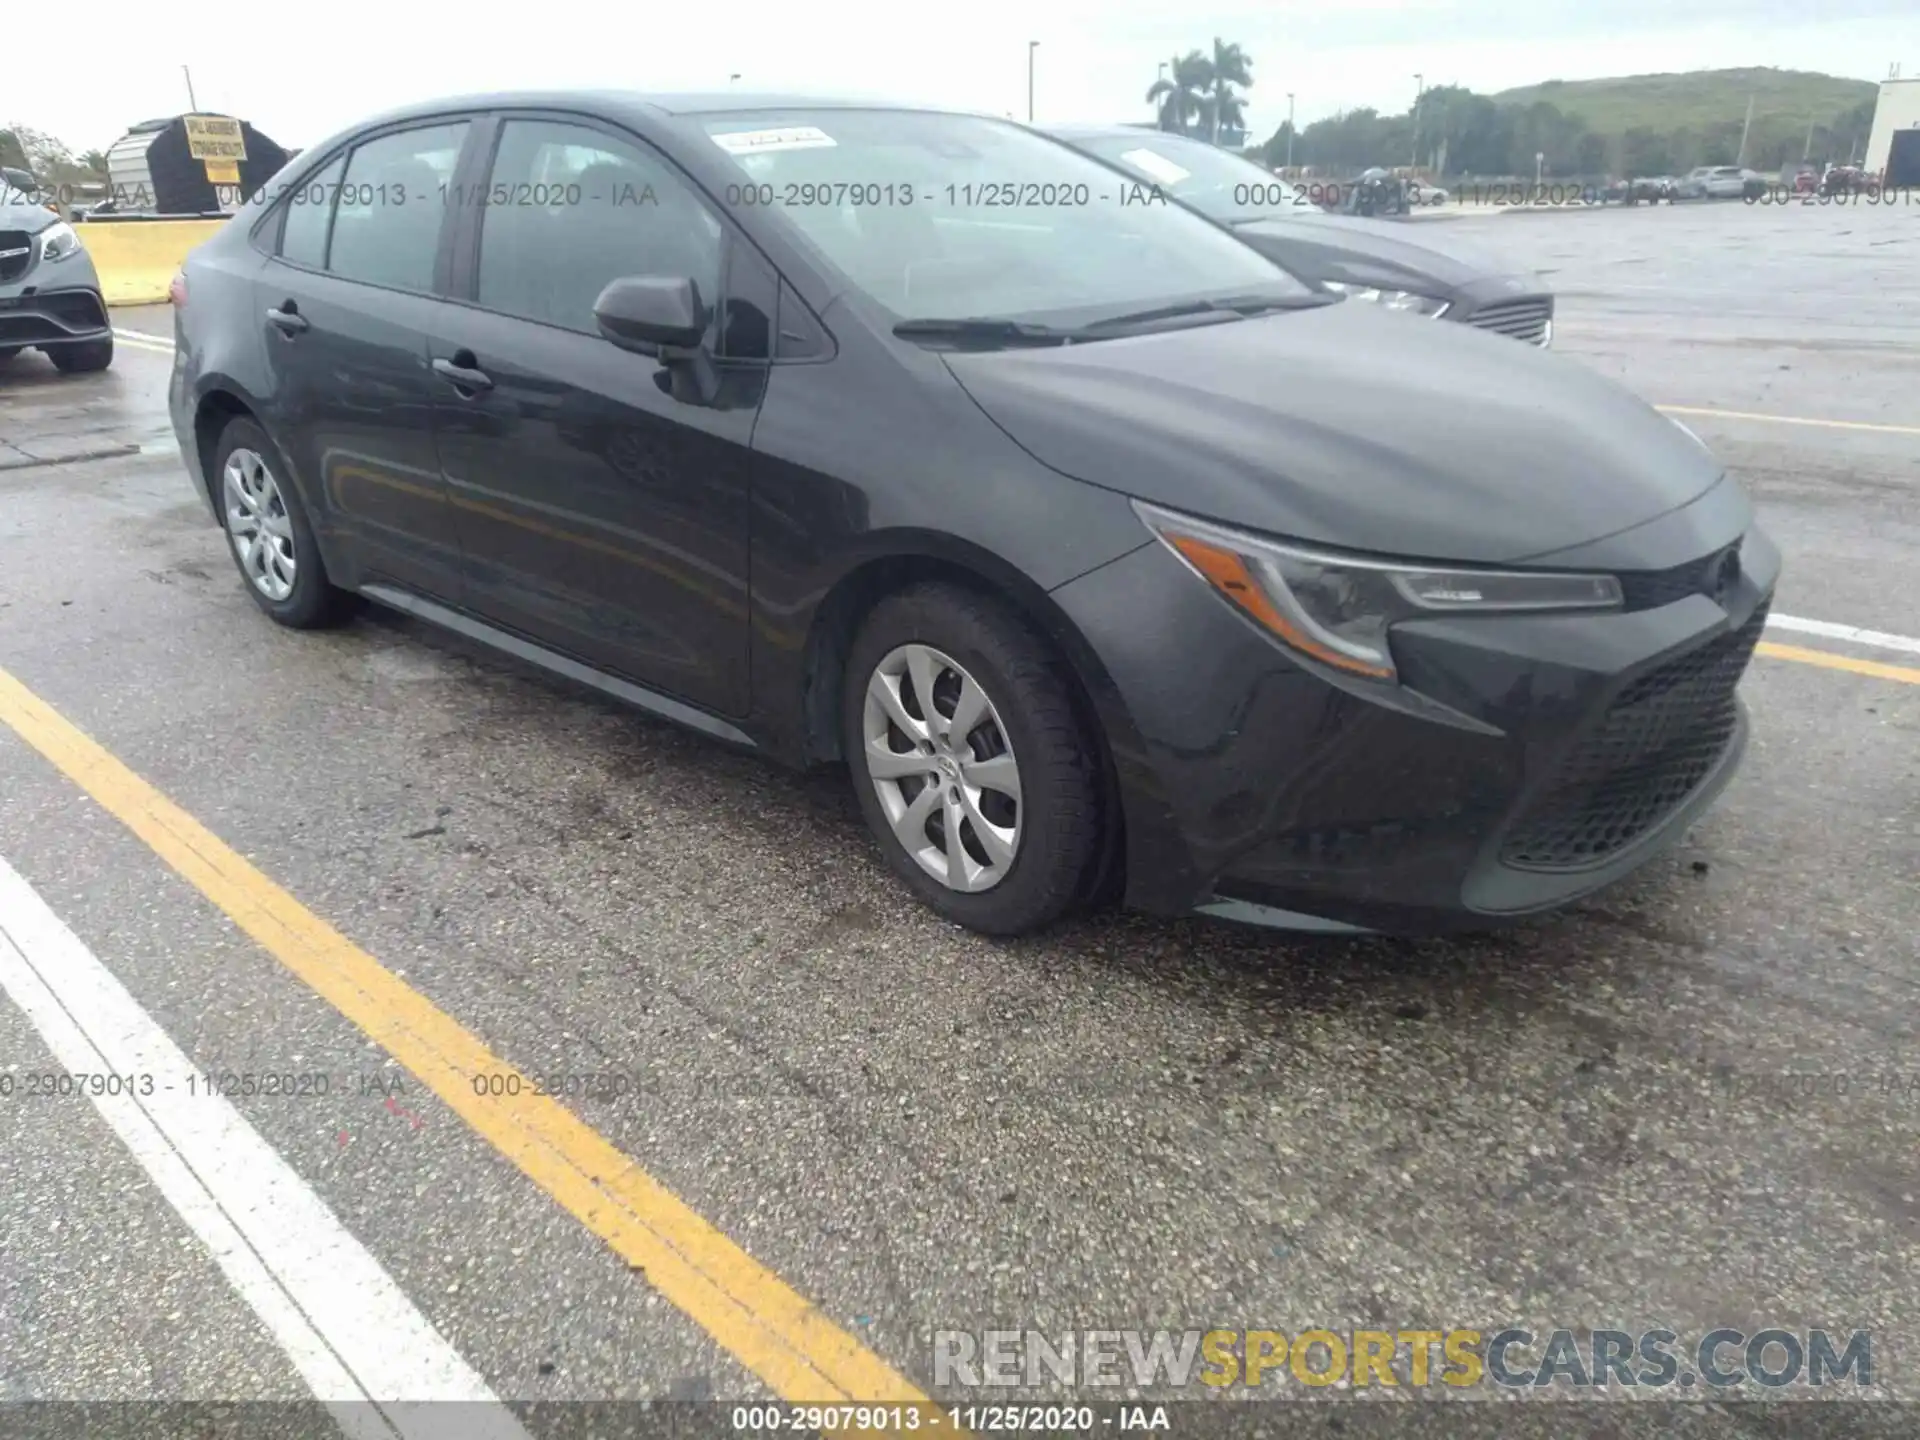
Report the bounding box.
[0,662,944,1419]
[1757,641,1920,686]
[1657,405,1920,438]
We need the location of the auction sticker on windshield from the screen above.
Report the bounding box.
[711,126,838,154]
[1119,148,1191,186]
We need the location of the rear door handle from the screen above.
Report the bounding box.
[432,355,493,394]
[266,303,308,335]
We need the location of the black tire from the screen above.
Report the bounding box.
[842,583,1102,936]
[212,416,357,629]
[48,336,113,373]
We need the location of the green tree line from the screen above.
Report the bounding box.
[1254,85,1880,178]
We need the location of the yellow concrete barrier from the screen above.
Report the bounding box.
[80,219,229,306]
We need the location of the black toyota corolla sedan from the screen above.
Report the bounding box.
[167,93,1774,937]
[1047,124,1556,346]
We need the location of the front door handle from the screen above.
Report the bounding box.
[432,354,493,394]
[266,302,309,335]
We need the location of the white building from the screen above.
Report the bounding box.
[1863,76,1920,186]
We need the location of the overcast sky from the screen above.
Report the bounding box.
[10,0,1910,154]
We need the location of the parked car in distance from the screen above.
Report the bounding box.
[1405,178,1450,205]
[1047,127,1553,345]
[1781,164,1819,194]
[169,92,1776,937]
[0,192,115,371]
[1606,174,1677,204]
[1677,165,1758,200]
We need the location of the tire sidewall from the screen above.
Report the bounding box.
[212,418,334,627]
[842,589,1094,933]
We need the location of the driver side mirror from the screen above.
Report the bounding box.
[593,275,709,355]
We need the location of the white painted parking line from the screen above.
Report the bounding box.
[0,855,530,1440]
[113,329,177,353]
[1768,613,1920,659]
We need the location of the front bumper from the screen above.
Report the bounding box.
[1053,517,1780,934]
[0,244,110,349]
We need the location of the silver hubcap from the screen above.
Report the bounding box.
[862,643,1022,893]
[222,448,297,602]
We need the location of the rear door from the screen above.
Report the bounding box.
[253,118,476,599]
[425,112,772,718]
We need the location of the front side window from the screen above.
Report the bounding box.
[475,119,725,337]
[699,109,1309,326]
[326,122,469,292]
[1060,132,1318,225]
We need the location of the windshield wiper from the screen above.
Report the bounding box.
[891,317,1074,347]
[893,293,1333,349]
[1070,292,1334,334]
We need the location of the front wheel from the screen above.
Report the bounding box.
[48,336,113,373]
[843,585,1103,936]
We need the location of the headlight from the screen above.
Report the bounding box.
[40,221,82,263]
[1320,280,1449,317]
[1135,501,1623,682]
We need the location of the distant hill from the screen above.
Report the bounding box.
[1492,67,1877,138]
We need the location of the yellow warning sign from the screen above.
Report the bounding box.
[204,159,242,185]
[184,114,247,162]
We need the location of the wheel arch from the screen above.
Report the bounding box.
[796,533,1146,907]
[190,382,265,514]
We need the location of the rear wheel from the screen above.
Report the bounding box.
[48,336,113,373]
[213,417,356,629]
[843,584,1102,936]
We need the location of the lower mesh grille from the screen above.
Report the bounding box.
[1500,601,1768,870]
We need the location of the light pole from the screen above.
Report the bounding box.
[183,65,200,111]
[1027,41,1039,123]
[1286,92,1295,172]
[729,73,741,85]
[1410,73,1423,170]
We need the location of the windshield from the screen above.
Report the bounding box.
[698,110,1310,327]
[1057,131,1319,225]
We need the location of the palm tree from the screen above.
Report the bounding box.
[1204,38,1253,143]
[1146,51,1213,135]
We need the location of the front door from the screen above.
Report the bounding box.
[428,114,766,718]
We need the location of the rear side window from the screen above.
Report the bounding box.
[474,119,724,336]
[326,122,469,292]
[278,155,344,268]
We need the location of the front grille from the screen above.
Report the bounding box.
[0,229,34,283]
[1500,600,1769,870]
[1617,538,1744,612]
[1464,296,1552,345]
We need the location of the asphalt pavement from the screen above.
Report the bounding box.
[0,198,1916,1438]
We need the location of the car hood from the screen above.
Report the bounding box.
[0,203,58,232]
[943,300,1725,565]
[1232,213,1519,291]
